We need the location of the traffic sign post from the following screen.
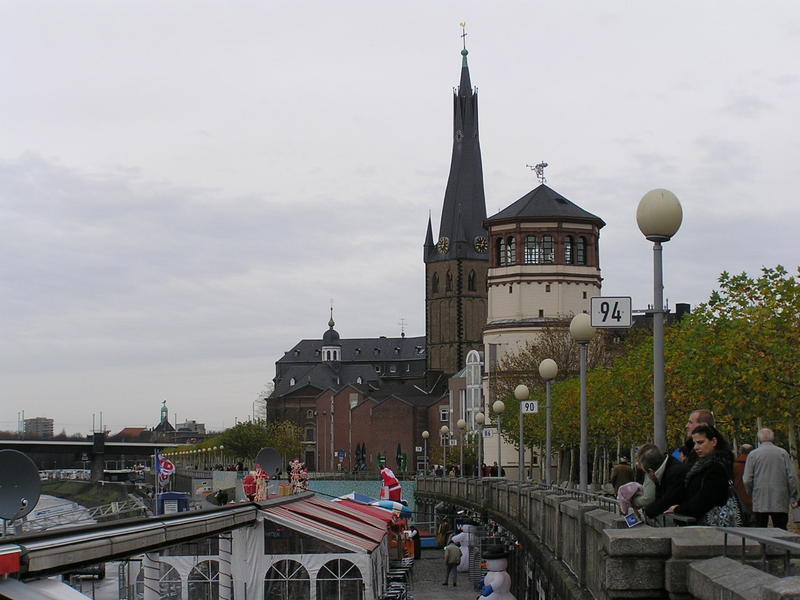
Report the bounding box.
[520,400,539,414]
[590,296,632,328]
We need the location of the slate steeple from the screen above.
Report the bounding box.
[423,42,489,377]
[425,47,488,263]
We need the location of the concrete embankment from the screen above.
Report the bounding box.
[41,480,143,508]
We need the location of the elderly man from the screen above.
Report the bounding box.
[640,445,690,519]
[743,428,799,529]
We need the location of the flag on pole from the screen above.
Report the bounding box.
[157,452,175,476]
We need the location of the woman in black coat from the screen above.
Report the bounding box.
[665,425,732,522]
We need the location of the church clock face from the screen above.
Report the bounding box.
[473,236,488,253]
[437,236,450,254]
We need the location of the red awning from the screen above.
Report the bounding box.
[306,496,389,530]
[262,504,382,553]
[337,499,399,524]
[283,502,385,544]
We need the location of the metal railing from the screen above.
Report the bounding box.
[10,497,149,535]
[719,527,800,576]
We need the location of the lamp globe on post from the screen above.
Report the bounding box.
[475,412,485,478]
[514,384,530,482]
[456,419,467,477]
[421,430,430,476]
[492,400,505,477]
[637,188,682,452]
[538,358,558,485]
[570,313,595,492]
[440,425,450,474]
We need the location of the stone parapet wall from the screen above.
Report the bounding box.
[416,477,800,600]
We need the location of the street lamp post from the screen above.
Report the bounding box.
[538,359,558,485]
[570,313,596,492]
[440,425,449,474]
[637,189,683,452]
[457,419,467,477]
[492,400,505,477]
[475,412,485,477]
[422,430,429,475]
[514,385,529,482]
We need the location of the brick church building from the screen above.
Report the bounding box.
[268,45,489,473]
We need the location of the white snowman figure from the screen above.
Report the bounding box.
[479,544,516,600]
[451,522,476,572]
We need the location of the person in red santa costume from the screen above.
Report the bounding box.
[380,465,402,502]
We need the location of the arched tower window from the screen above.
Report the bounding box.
[577,236,587,265]
[445,271,453,291]
[506,236,516,265]
[326,350,331,361]
[432,272,439,293]
[264,560,310,600]
[564,236,574,264]
[542,235,554,263]
[524,235,539,264]
[468,270,476,291]
[496,237,506,266]
[317,559,364,600]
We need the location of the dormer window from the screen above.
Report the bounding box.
[289,377,296,386]
[355,348,361,356]
[394,347,400,355]
[373,348,380,356]
[415,345,424,355]
[356,376,363,384]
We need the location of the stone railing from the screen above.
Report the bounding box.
[416,477,800,600]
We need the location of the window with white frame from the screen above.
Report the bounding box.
[440,406,449,422]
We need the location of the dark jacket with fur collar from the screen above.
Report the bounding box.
[674,451,732,519]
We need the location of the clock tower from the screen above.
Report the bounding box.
[424,45,488,376]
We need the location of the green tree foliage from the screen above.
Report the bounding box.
[494,266,800,463]
[216,420,303,461]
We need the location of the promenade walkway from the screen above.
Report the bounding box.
[414,548,480,600]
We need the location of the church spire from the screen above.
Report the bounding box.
[426,35,487,264]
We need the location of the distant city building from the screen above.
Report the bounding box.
[177,420,206,435]
[24,417,54,439]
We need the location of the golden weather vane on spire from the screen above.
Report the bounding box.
[459,22,468,50]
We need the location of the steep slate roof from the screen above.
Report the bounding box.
[274,362,378,396]
[279,335,426,364]
[426,48,487,263]
[487,184,605,227]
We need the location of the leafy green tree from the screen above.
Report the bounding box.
[216,421,271,460]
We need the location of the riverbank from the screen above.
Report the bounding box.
[41,480,135,508]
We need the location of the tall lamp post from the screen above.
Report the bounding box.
[539,359,558,485]
[440,425,449,473]
[514,385,529,482]
[570,313,595,492]
[456,419,467,477]
[475,412,485,477]
[492,400,505,477]
[637,189,683,452]
[422,430,429,475]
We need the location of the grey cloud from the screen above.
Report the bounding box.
[723,93,772,118]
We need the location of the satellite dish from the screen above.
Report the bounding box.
[254,448,283,476]
[0,450,41,520]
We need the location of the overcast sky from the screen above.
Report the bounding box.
[2,2,798,435]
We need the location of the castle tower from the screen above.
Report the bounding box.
[424,45,488,376]
[483,182,605,365]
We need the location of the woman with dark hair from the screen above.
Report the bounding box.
[665,425,734,523]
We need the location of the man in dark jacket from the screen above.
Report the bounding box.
[640,446,690,518]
